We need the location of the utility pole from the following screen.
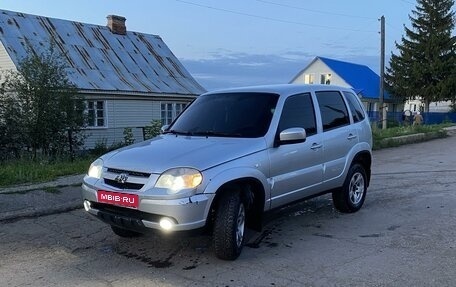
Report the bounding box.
[379,15,387,129]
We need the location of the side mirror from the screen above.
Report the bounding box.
[160,125,169,134]
[278,127,306,145]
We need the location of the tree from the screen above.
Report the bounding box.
[0,42,86,159]
[385,0,456,112]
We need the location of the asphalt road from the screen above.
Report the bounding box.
[1,136,456,287]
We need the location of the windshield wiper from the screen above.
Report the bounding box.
[191,131,242,138]
[162,129,193,136]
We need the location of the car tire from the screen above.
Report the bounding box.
[213,189,246,260]
[332,163,367,213]
[110,225,142,238]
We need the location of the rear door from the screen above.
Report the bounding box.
[315,90,357,183]
[268,93,324,208]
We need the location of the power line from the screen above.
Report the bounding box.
[173,0,377,33]
[255,0,376,21]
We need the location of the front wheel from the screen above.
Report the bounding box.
[213,190,246,260]
[332,163,367,213]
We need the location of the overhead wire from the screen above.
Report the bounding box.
[173,0,378,33]
[254,0,376,21]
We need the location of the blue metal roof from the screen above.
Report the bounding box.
[318,57,390,100]
[0,9,205,95]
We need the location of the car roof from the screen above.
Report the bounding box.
[203,84,355,97]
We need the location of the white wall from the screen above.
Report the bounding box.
[291,59,351,87]
[82,97,194,149]
[83,98,161,149]
[0,41,17,83]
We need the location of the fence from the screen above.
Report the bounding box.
[368,111,456,127]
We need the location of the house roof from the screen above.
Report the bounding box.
[291,56,390,100]
[0,9,205,95]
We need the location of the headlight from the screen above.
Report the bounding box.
[155,168,203,193]
[87,159,103,179]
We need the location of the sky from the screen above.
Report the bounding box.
[0,0,419,91]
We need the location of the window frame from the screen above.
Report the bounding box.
[304,73,315,84]
[277,92,317,137]
[320,73,332,85]
[315,90,350,132]
[86,100,107,129]
[161,102,188,126]
[343,91,366,123]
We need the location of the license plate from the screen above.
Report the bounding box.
[97,190,139,209]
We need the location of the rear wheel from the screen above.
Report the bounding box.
[332,163,367,213]
[213,190,246,260]
[110,225,142,238]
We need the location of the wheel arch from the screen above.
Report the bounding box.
[207,177,266,232]
[351,151,372,186]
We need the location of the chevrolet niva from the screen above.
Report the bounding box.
[82,84,372,260]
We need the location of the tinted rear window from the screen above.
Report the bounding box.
[316,91,350,131]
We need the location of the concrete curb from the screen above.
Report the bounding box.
[378,131,445,147]
[0,174,85,194]
[0,201,82,222]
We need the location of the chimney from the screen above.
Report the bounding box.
[107,15,126,35]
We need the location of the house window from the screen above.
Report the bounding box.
[161,102,187,125]
[320,73,332,85]
[304,74,315,84]
[87,100,106,127]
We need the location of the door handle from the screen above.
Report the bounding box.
[310,143,323,150]
[347,134,357,140]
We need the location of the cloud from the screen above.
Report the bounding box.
[180,52,311,90]
[180,51,385,91]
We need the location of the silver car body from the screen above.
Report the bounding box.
[82,84,372,232]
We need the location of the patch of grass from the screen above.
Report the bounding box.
[0,157,94,187]
[372,123,451,149]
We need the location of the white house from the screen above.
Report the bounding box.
[404,99,453,113]
[0,10,205,149]
[290,57,403,116]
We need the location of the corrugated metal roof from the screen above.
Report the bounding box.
[0,9,206,95]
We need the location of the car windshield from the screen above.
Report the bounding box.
[168,92,279,138]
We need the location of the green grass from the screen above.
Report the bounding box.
[372,123,451,149]
[0,157,94,187]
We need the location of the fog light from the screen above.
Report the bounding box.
[159,217,175,231]
[83,200,91,211]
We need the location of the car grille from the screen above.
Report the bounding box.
[103,167,151,191]
[106,168,151,178]
[103,179,144,190]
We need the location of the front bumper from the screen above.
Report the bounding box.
[82,183,214,232]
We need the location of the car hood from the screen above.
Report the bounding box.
[102,135,267,174]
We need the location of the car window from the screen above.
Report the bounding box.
[169,92,279,138]
[278,93,317,136]
[315,91,350,131]
[343,91,365,123]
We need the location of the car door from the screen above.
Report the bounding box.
[315,90,357,183]
[268,93,324,209]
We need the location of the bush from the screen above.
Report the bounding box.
[144,120,162,140]
[123,127,135,146]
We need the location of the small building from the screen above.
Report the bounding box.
[290,56,402,117]
[404,99,453,113]
[0,9,205,149]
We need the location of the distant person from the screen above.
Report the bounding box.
[413,112,423,125]
[402,110,411,125]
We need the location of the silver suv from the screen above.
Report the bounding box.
[82,84,372,260]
